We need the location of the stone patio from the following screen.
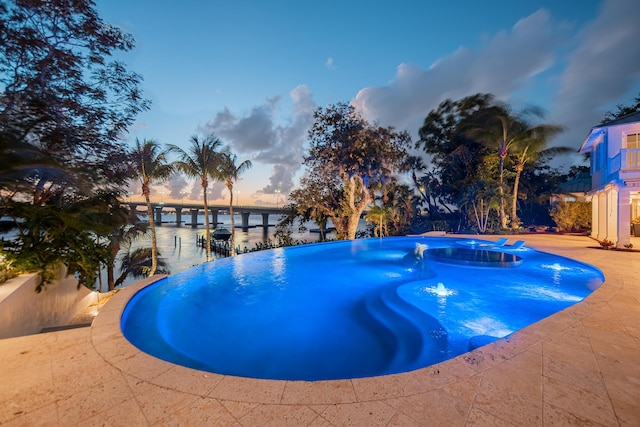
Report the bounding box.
[0,234,638,426]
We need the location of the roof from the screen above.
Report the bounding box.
[579,127,605,153]
[580,110,640,153]
[599,110,640,127]
[555,172,591,194]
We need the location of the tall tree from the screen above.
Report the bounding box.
[291,103,411,240]
[465,104,559,229]
[416,94,494,218]
[168,135,224,262]
[509,131,566,228]
[129,139,174,276]
[0,0,149,288]
[215,149,252,256]
[0,0,149,196]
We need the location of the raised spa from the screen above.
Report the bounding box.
[121,237,603,381]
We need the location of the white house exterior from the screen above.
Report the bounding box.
[579,111,640,247]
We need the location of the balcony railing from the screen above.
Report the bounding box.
[623,148,640,170]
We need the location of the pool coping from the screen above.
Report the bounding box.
[91,235,624,407]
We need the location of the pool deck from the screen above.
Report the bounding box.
[1,234,638,426]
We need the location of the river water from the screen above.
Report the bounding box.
[100,213,335,291]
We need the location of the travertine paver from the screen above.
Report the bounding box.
[0,234,638,426]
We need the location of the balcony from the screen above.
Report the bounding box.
[622,148,640,170]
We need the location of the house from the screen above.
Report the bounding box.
[550,171,591,205]
[579,111,640,247]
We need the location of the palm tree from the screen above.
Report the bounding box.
[466,104,556,229]
[365,204,394,237]
[115,247,170,287]
[130,139,174,276]
[462,180,500,233]
[510,130,567,228]
[215,149,252,256]
[105,219,148,290]
[168,135,224,262]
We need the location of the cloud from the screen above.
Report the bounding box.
[552,0,640,148]
[188,180,201,201]
[326,57,336,70]
[201,85,316,195]
[351,2,640,165]
[166,174,189,199]
[126,179,141,197]
[352,9,564,134]
[206,98,280,153]
[187,179,226,202]
[209,182,227,201]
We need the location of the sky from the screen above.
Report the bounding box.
[97,0,640,206]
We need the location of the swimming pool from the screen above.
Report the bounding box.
[121,237,604,381]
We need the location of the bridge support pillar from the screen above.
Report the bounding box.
[261,213,269,228]
[241,211,250,229]
[190,209,199,228]
[210,208,219,226]
[175,208,182,227]
[154,206,163,226]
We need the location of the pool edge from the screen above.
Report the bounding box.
[90,235,623,407]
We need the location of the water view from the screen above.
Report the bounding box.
[101,212,337,291]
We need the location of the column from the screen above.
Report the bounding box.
[598,192,607,241]
[241,211,250,229]
[154,206,163,226]
[606,187,618,244]
[210,208,219,226]
[590,194,599,240]
[617,186,631,247]
[190,209,199,228]
[261,213,269,228]
[175,207,182,227]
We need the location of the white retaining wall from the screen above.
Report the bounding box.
[0,266,98,339]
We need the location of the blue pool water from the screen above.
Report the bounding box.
[121,237,604,381]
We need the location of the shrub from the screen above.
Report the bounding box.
[549,201,591,232]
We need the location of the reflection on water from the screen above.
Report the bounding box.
[100,214,341,291]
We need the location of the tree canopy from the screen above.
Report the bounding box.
[602,92,640,123]
[290,102,411,240]
[0,0,149,196]
[168,135,225,262]
[0,0,149,288]
[414,93,569,232]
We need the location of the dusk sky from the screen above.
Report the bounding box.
[97,0,640,206]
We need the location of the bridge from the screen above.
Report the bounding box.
[123,202,291,230]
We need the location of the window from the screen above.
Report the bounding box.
[625,132,640,169]
[595,141,606,170]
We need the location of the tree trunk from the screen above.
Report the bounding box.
[498,156,507,229]
[143,189,158,276]
[511,167,523,229]
[106,261,115,291]
[346,213,361,240]
[228,183,236,256]
[106,239,119,291]
[202,180,211,262]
